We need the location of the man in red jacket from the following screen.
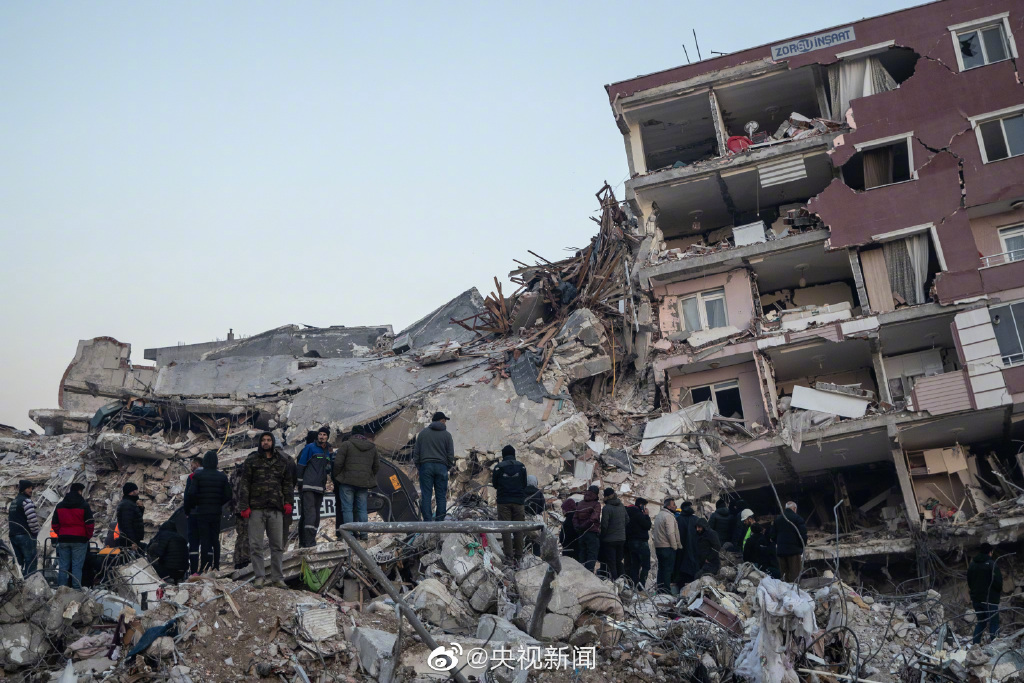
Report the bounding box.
[52,483,95,589]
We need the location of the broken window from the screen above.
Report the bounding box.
[678,288,728,333]
[842,137,912,190]
[691,379,744,419]
[976,112,1024,163]
[990,302,1024,366]
[998,225,1024,263]
[956,22,1011,70]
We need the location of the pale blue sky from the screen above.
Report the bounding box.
[0,1,924,430]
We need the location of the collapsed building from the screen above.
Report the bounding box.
[4,0,1024,680]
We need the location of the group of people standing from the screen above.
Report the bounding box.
[558,492,809,593]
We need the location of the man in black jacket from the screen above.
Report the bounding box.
[184,450,232,571]
[117,483,146,549]
[492,445,527,562]
[673,501,699,591]
[624,497,652,588]
[148,521,189,583]
[743,523,781,579]
[728,498,747,551]
[600,489,627,580]
[559,498,580,560]
[968,545,1003,644]
[707,498,732,546]
[770,501,808,583]
[694,518,721,578]
[524,475,545,515]
[414,412,455,522]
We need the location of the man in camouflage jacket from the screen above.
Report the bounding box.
[238,432,295,587]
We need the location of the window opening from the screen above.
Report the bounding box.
[678,288,728,333]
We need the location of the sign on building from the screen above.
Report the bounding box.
[771,27,856,60]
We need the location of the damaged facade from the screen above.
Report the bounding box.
[3,1,1024,681]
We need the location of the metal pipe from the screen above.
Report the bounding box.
[337,529,471,683]
[528,566,558,639]
[339,521,543,534]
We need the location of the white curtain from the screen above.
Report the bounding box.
[829,56,898,121]
[705,299,727,328]
[906,234,930,304]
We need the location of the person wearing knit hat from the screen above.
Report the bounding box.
[238,432,295,588]
[116,482,146,549]
[8,480,40,576]
[492,444,528,563]
[297,426,333,548]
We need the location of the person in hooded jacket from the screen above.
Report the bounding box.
[239,432,295,588]
[333,425,380,539]
[52,482,94,588]
[147,520,189,583]
[492,445,528,562]
[117,483,146,549]
[524,475,545,516]
[296,426,333,547]
[600,488,627,580]
[624,497,652,588]
[968,545,1003,644]
[559,498,580,560]
[694,518,722,578]
[414,412,455,522]
[673,501,699,590]
[574,486,601,572]
[184,450,232,571]
[707,498,732,546]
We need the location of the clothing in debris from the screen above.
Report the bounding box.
[559,498,580,560]
[625,500,652,587]
[185,451,231,570]
[116,488,146,549]
[148,520,189,583]
[413,421,455,468]
[695,521,721,577]
[673,501,699,586]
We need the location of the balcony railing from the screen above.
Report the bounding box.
[981,249,1024,268]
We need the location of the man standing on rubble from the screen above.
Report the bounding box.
[184,450,232,571]
[492,445,528,563]
[624,497,652,588]
[333,425,380,537]
[968,545,1003,644]
[239,432,294,588]
[52,482,94,588]
[414,412,455,522]
[117,483,146,550]
[673,501,699,591]
[600,488,627,580]
[652,498,680,593]
[694,518,721,578]
[7,480,40,576]
[186,456,203,575]
[574,485,602,572]
[297,426,333,547]
[771,501,807,583]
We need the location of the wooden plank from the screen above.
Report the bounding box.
[859,248,895,313]
[542,378,565,422]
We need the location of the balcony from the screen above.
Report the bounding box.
[981,248,1024,268]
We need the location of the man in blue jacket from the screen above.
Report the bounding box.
[296,426,333,547]
[414,412,455,522]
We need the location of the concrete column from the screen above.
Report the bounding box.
[871,342,893,404]
[709,89,729,156]
[847,249,871,313]
[627,119,647,175]
[891,447,920,529]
